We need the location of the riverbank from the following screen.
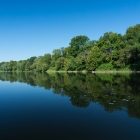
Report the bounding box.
[92,70,140,73]
[46,70,140,74]
[0,70,140,74]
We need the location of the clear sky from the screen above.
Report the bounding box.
[0,0,140,62]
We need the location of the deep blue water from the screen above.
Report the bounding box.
[0,72,140,140]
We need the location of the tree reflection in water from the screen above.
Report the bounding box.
[0,72,140,119]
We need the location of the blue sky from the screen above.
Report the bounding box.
[0,0,140,62]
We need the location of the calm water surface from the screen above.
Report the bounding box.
[0,72,140,140]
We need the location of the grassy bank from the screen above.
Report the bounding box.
[92,70,140,73]
[0,70,140,74]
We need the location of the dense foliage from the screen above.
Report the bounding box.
[1,24,140,71]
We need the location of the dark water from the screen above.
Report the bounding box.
[0,72,140,140]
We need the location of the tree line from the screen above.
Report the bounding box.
[0,24,140,72]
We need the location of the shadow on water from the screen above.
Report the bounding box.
[0,72,140,119]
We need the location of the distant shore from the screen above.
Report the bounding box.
[0,70,140,74]
[47,70,140,74]
[91,70,140,73]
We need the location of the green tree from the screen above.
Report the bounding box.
[68,35,89,57]
[75,50,90,70]
[55,57,65,70]
[86,46,102,70]
[125,24,140,45]
[70,35,89,49]
[64,56,76,71]
[25,61,31,71]
[43,53,51,65]
[16,60,27,71]
[8,60,17,71]
[0,62,8,71]
[52,49,61,60]
[31,56,49,72]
